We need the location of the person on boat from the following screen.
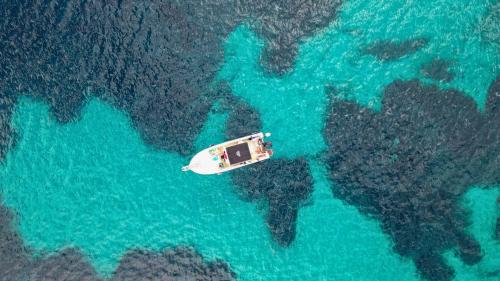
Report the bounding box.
[256,146,263,154]
[264,141,272,148]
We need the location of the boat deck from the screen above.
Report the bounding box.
[183,132,272,174]
[216,136,268,169]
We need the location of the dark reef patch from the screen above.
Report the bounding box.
[0,197,30,281]
[224,95,314,246]
[231,159,314,247]
[224,98,262,140]
[111,248,235,281]
[323,77,500,281]
[363,38,428,61]
[456,233,482,265]
[496,217,500,240]
[0,198,236,281]
[415,253,455,281]
[189,0,343,74]
[0,0,342,159]
[27,249,101,281]
[0,93,17,161]
[420,59,454,82]
[0,0,221,156]
[244,0,343,74]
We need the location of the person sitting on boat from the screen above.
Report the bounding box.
[221,151,228,161]
[256,146,263,154]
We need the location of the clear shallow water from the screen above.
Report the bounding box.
[1,0,499,280]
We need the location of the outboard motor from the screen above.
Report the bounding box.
[263,141,273,148]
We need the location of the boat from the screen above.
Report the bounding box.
[182,132,273,175]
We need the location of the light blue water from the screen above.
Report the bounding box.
[1,0,499,280]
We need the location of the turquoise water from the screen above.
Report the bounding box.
[1,0,499,280]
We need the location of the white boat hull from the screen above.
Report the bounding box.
[182,132,273,175]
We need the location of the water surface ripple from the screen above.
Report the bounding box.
[1,1,499,281]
